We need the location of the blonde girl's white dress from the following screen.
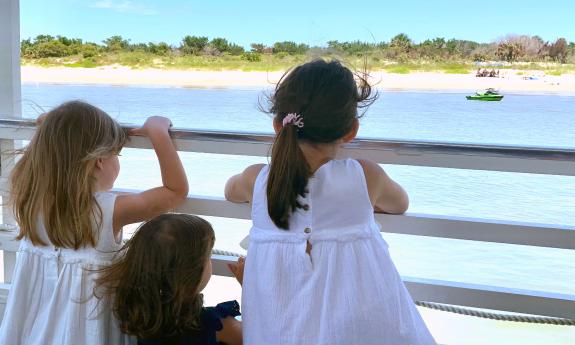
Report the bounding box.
[242,159,437,345]
[0,192,135,345]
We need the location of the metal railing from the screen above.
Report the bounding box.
[0,118,574,319]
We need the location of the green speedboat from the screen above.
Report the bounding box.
[466,88,504,101]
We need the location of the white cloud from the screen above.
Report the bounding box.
[90,1,157,15]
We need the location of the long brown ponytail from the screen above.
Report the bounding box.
[267,122,309,229]
[265,59,377,229]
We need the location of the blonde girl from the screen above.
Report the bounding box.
[0,101,188,345]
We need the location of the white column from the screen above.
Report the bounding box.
[0,0,21,222]
[0,0,21,284]
[0,0,21,120]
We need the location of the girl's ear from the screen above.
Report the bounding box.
[273,117,282,134]
[341,118,359,143]
[95,158,104,170]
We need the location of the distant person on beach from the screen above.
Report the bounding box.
[477,68,490,77]
[0,101,188,345]
[225,59,437,345]
[96,214,244,345]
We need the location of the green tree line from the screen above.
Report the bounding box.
[20,33,575,65]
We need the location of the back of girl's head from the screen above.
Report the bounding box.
[11,100,126,248]
[96,213,215,341]
[266,59,376,229]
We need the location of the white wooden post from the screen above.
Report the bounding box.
[0,0,21,284]
[0,0,21,122]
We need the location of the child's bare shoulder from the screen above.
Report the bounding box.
[356,159,385,178]
[235,163,265,188]
[244,163,266,179]
[225,164,265,203]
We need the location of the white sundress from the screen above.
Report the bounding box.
[242,159,437,345]
[0,192,135,345]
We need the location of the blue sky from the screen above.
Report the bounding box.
[21,0,575,47]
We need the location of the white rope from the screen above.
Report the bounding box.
[415,301,575,326]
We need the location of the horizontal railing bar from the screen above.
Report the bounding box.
[166,193,574,250]
[108,190,575,250]
[3,117,574,156]
[379,212,575,250]
[0,232,20,252]
[6,188,575,252]
[6,189,573,250]
[1,118,574,175]
[405,276,575,319]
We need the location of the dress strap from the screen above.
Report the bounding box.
[94,192,121,251]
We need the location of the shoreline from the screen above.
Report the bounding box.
[21,65,575,93]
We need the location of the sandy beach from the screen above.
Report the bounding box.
[20,65,575,93]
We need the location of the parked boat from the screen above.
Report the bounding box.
[466,88,504,101]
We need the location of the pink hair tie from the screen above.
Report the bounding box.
[282,113,304,128]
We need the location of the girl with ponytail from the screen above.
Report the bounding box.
[225,59,436,345]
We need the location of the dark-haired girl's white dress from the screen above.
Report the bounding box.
[243,159,436,345]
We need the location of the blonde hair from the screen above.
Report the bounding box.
[11,101,127,249]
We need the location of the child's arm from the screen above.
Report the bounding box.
[358,159,409,214]
[113,116,189,232]
[224,164,264,203]
[216,317,243,345]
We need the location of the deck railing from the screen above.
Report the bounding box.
[0,118,574,320]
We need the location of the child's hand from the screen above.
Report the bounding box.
[130,116,172,137]
[227,257,245,286]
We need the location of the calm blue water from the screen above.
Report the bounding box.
[19,84,575,296]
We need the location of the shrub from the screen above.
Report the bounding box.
[472,53,487,62]
[80,44,99,58]
[21,38,34,57]
[390,33,412,52]
[103,35,130,52]
[33,40,70,58]
[210,38,229,53]
[228,43,245,56]
[549,38,568,63]
[149,42,170,55]
[250,43,266,53]
[241,52,261,62]
[496,42,524,62]
[272,41,308,55]
[202,44,221,56]
[181,36,208,55]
